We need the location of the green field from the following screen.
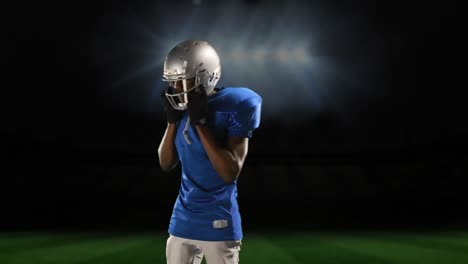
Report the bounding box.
[0,230,467,263]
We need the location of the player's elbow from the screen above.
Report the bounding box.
[221,174,238,184]
[220,164,241,184]
[158,153,178,172]
[158,146,179,172]
[159,162,172,172]
[160,161,178,172]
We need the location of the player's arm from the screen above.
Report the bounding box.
[196,125,248,184]
[158,89,182,172]
[158,123,179,172]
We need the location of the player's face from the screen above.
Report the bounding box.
[170,78,196,94]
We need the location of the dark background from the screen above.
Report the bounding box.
[2,0,466,232]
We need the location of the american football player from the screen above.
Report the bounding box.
[158,40,262,264]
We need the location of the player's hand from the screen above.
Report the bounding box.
[187,86,208,126]
[161,88,183,124]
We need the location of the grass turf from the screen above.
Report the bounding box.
[0,231,467,264]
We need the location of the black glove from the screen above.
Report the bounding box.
[187,87,208,126]
[161,88,183,124]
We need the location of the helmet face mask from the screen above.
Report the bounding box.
[162,40,221,110]
[165,78,200,110]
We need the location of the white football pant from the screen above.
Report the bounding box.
[166,234,241,264]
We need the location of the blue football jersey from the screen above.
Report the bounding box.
[168,87,262,241]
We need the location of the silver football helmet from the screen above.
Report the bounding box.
[162,40,221,110]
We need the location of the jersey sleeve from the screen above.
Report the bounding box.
[226,96,262,138]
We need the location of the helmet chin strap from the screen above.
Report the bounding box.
[183,115,192,145]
